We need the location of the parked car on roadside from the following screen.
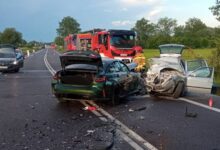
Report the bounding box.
[51,50,145,104]
[0,44,24,72]
[146,44,214,98]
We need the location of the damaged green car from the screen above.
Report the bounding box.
[51,50,144,105]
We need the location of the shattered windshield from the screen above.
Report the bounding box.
[0,47,15,58]
[110,34,135,48]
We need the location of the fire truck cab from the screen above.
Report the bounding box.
[64,29,143,63]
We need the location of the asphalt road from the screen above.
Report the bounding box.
[0,49,220,150]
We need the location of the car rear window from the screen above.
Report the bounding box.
[65,64,98,71]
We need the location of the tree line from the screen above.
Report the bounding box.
[132,17,220,49]
[55,16,220,49]
[0,28,24,46]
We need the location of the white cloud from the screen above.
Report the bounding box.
[148,7,163,17]
[136,6,164,21]
[104,9,113,13]
[121,8,128,11]
[120,0,159,7]
[112,20,135,26]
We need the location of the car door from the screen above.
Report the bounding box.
[185,59,214,94]
[116,61,139,93]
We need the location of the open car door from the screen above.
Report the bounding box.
[185,59,214,94]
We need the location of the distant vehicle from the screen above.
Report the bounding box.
[146,44,214,98]
[51,50,145,105]
[0,44,24,72]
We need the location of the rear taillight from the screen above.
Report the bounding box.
[95,76,106,82]
[89,54,98,59]
[53,73,60,80]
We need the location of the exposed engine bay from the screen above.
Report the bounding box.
[145,57,186,98]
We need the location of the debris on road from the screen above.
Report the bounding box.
[185,106,198,118]
[129,106,146,112]
[135,106,146,111]
[84,130,95,136]
[140,116,145,120]
[128,108,134,112]
[83,106,97,111]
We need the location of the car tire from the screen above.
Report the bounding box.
[55,94,67,103]
[111,86,120,106]
[173,82,184,98]
[137,78,147,95]
[14,68,19,73]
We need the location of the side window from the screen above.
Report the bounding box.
[118,62,129,73]
[106,64,116,73]
[187,59,207,72]
[98,35,102,44]
[190,67,213,78]
[107,62,119,73]
[114,62,121,72]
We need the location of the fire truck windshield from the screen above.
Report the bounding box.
[110,34,135,48]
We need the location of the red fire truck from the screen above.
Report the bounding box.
[64,29,143,63]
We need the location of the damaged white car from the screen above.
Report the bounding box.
[146,44,214,98]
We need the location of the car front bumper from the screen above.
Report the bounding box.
[0,64,20,72]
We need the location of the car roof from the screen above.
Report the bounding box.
[102,57,116,68]
[0,44,16,49]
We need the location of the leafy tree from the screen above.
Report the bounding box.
[185,18,207,35]
[54,36,64,46]
[0,32,2,43]
[157,17,177,36]
[174,25,185,37]
[56,16,81,37]
[184,18,208,48]
[210,0,220,21]
[0,28,22,46]
[154,17,177,45]
[209,40,220,72]
[132,18,156,48]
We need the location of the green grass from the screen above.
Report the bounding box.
[143,48,215,61]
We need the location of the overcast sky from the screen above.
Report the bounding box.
[0,0,219,42]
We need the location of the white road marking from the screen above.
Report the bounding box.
[44,49,158,150]
[132,94,220,114]
[81,101,145,150]
[44,49,56,75]
[179,97,220,113]
[87,101,158,150]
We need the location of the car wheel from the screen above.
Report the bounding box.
[137,78,147,95]
[14,68,20,73]
[149,91,160,100]
[173,82,184,98]
[111,87,120,106]
[55,94,67,103]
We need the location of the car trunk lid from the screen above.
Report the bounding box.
[159,44,185,57]
[60,50,103,70]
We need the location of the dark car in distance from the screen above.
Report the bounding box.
[0,44,24,72]
[51,50,144,105]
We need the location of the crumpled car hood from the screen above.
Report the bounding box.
[146,57,186,95]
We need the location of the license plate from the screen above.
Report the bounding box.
[0,66,8,69]
[120,54,127,56]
